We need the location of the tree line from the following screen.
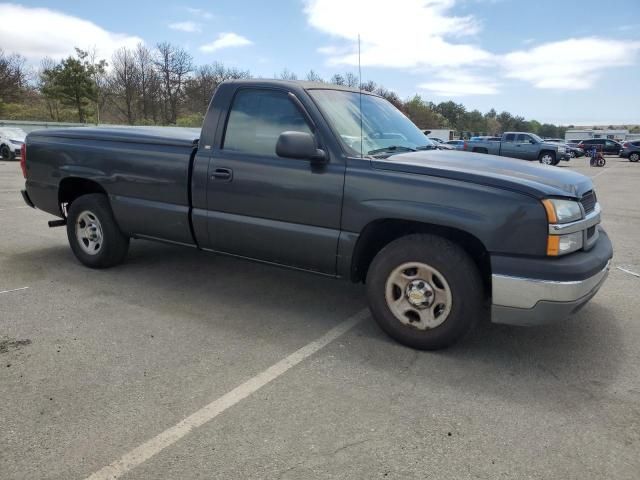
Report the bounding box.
[0,44,602,138]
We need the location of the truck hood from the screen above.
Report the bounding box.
[27,126,200,148]
[373,150,592,198]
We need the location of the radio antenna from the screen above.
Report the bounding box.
[358,33,363,158]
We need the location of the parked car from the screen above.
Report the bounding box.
[578,139,623,156]
[619,141,640,162]
[20,79,612,350]
[445,140,465,150]
[464,132,570,165]
[544,138,585,158]
[428,137,455,150]
[0,127,26,160]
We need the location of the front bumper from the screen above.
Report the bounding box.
[491,229,613,326]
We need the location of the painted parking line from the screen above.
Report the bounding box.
[616,266,640,278]
[85,307,370,480]
[0,286,29,295]
[0,206,29,211]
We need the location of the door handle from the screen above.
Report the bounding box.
[211,168,233,181]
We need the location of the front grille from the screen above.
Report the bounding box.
[587,226,596,238]
[580,190,596,214]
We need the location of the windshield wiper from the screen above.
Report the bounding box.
[367,145,416,155]
[416,144,437,150]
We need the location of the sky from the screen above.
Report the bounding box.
[1,0,639,125]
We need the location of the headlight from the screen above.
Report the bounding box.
[542,199,584,256]
[542,199,582,224]
[547,232,583,256]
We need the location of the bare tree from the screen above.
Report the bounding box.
[344,72,359,87]
[185,62,250,115]
[0,49,26,105]
[154,42,193,124]
[305,70,324,82]
[278,68,297,80]
[110,47,138,124]
[134,44,155,122]
[329,73,345,85]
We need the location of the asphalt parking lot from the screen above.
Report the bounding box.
[1,156,639,479]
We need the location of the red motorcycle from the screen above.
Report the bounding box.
[588,146,606,167]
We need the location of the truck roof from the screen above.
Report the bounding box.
[221,79,380,96]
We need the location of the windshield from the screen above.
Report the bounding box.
[309,89,431,156]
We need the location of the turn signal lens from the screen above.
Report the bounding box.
[542,199,558,224]
[547,235,560,256]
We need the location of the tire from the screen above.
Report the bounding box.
[598,157,606,167]
[365,234,484,350]
[569,150,576,158]
[66,194,129,268]
[630,152,640,162]
[539,151,556,165]
[0,144,14,160]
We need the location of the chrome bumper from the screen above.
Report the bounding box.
[491,260,610,326]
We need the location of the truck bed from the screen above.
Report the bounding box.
[25,127,200,246]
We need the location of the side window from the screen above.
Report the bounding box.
[223,89,312,156]
[504,134,515,142]
[515,134,526,143]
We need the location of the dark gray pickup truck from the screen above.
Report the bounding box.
[464,132,570,165]
[20,80,613,350]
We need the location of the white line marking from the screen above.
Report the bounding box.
[0,286,29,295]
[617,266,640,278]
[85,308,370,480]
[591,169,610,179]
[0,206,29,211]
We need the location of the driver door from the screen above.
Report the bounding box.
[205,87,345,274]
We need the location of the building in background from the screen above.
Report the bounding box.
[565,128,640,142]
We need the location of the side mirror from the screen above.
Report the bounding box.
[276,131,326,162]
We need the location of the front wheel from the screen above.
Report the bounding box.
[539,152,556,165]
[0,144,14,160]
[66,194,129,268]
[569,150,576,158]
[366,234,484,350]
[630,153,639,162]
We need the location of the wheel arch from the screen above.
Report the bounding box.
[58,177,108,216]
[349,218,491,297]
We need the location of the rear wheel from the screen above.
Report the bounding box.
[66,194,129,268]
[366,234,483,350]
[569,150,576,158]
[630,152,639,162]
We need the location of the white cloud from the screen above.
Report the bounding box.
[169,21,201,33]
[502,37,640,90]
[419,70,499,96]
[305,0,493,69]
[0,3,142,62]
[186,7,214,20]
[199,32,253,53]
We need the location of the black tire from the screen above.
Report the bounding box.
[366,234,484,350]
[538,151,556,165]
[66,194,129,268]
[0,144,14,160]
[569,150,576,158]
[630,152,640,162]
